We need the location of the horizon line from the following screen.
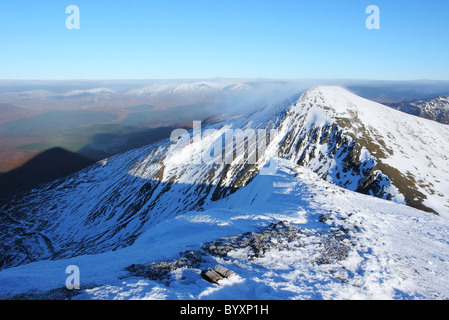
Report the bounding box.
[1,78,449,83]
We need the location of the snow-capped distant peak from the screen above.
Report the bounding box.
[127,81,252,96]
[3,90,54,98]
[61,88,118,97]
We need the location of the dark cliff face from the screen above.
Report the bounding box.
[278,120,392,199]
[274,98,397,205]
[276,116,436,214]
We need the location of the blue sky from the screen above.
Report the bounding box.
[0,0,448,80]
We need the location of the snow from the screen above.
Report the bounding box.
[127,81,252,97]
[1,86,449,300]
[61,88,118,97]
[1,158,449,300]
[294,86,449,217]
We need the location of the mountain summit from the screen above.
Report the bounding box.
[280,86,449,216]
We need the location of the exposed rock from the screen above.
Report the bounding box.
[203,221,302,259]
[315,231,351,265]
[125,250,205,281]
[201,265,237,284]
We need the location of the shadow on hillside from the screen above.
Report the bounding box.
[77,125,191,161]
[0,147,96,201]
[0,119,218,202]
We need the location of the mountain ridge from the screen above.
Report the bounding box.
[0,86,448,272]
[1,158,449,300]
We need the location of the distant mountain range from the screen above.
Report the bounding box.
[387,96,449,124]
[0,80,256,111]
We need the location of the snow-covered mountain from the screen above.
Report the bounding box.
[2,88,119,99]
[127,81,252,97]
[281,87,449,215]
[387,96,449,124]
[125,80,254,108]
[59,88,119,97]
[0,81,255,111]
[1,86,448,299]
[0,87,138,111]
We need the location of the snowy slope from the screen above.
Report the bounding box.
[1,85,448,277]
[1,159,448,300]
